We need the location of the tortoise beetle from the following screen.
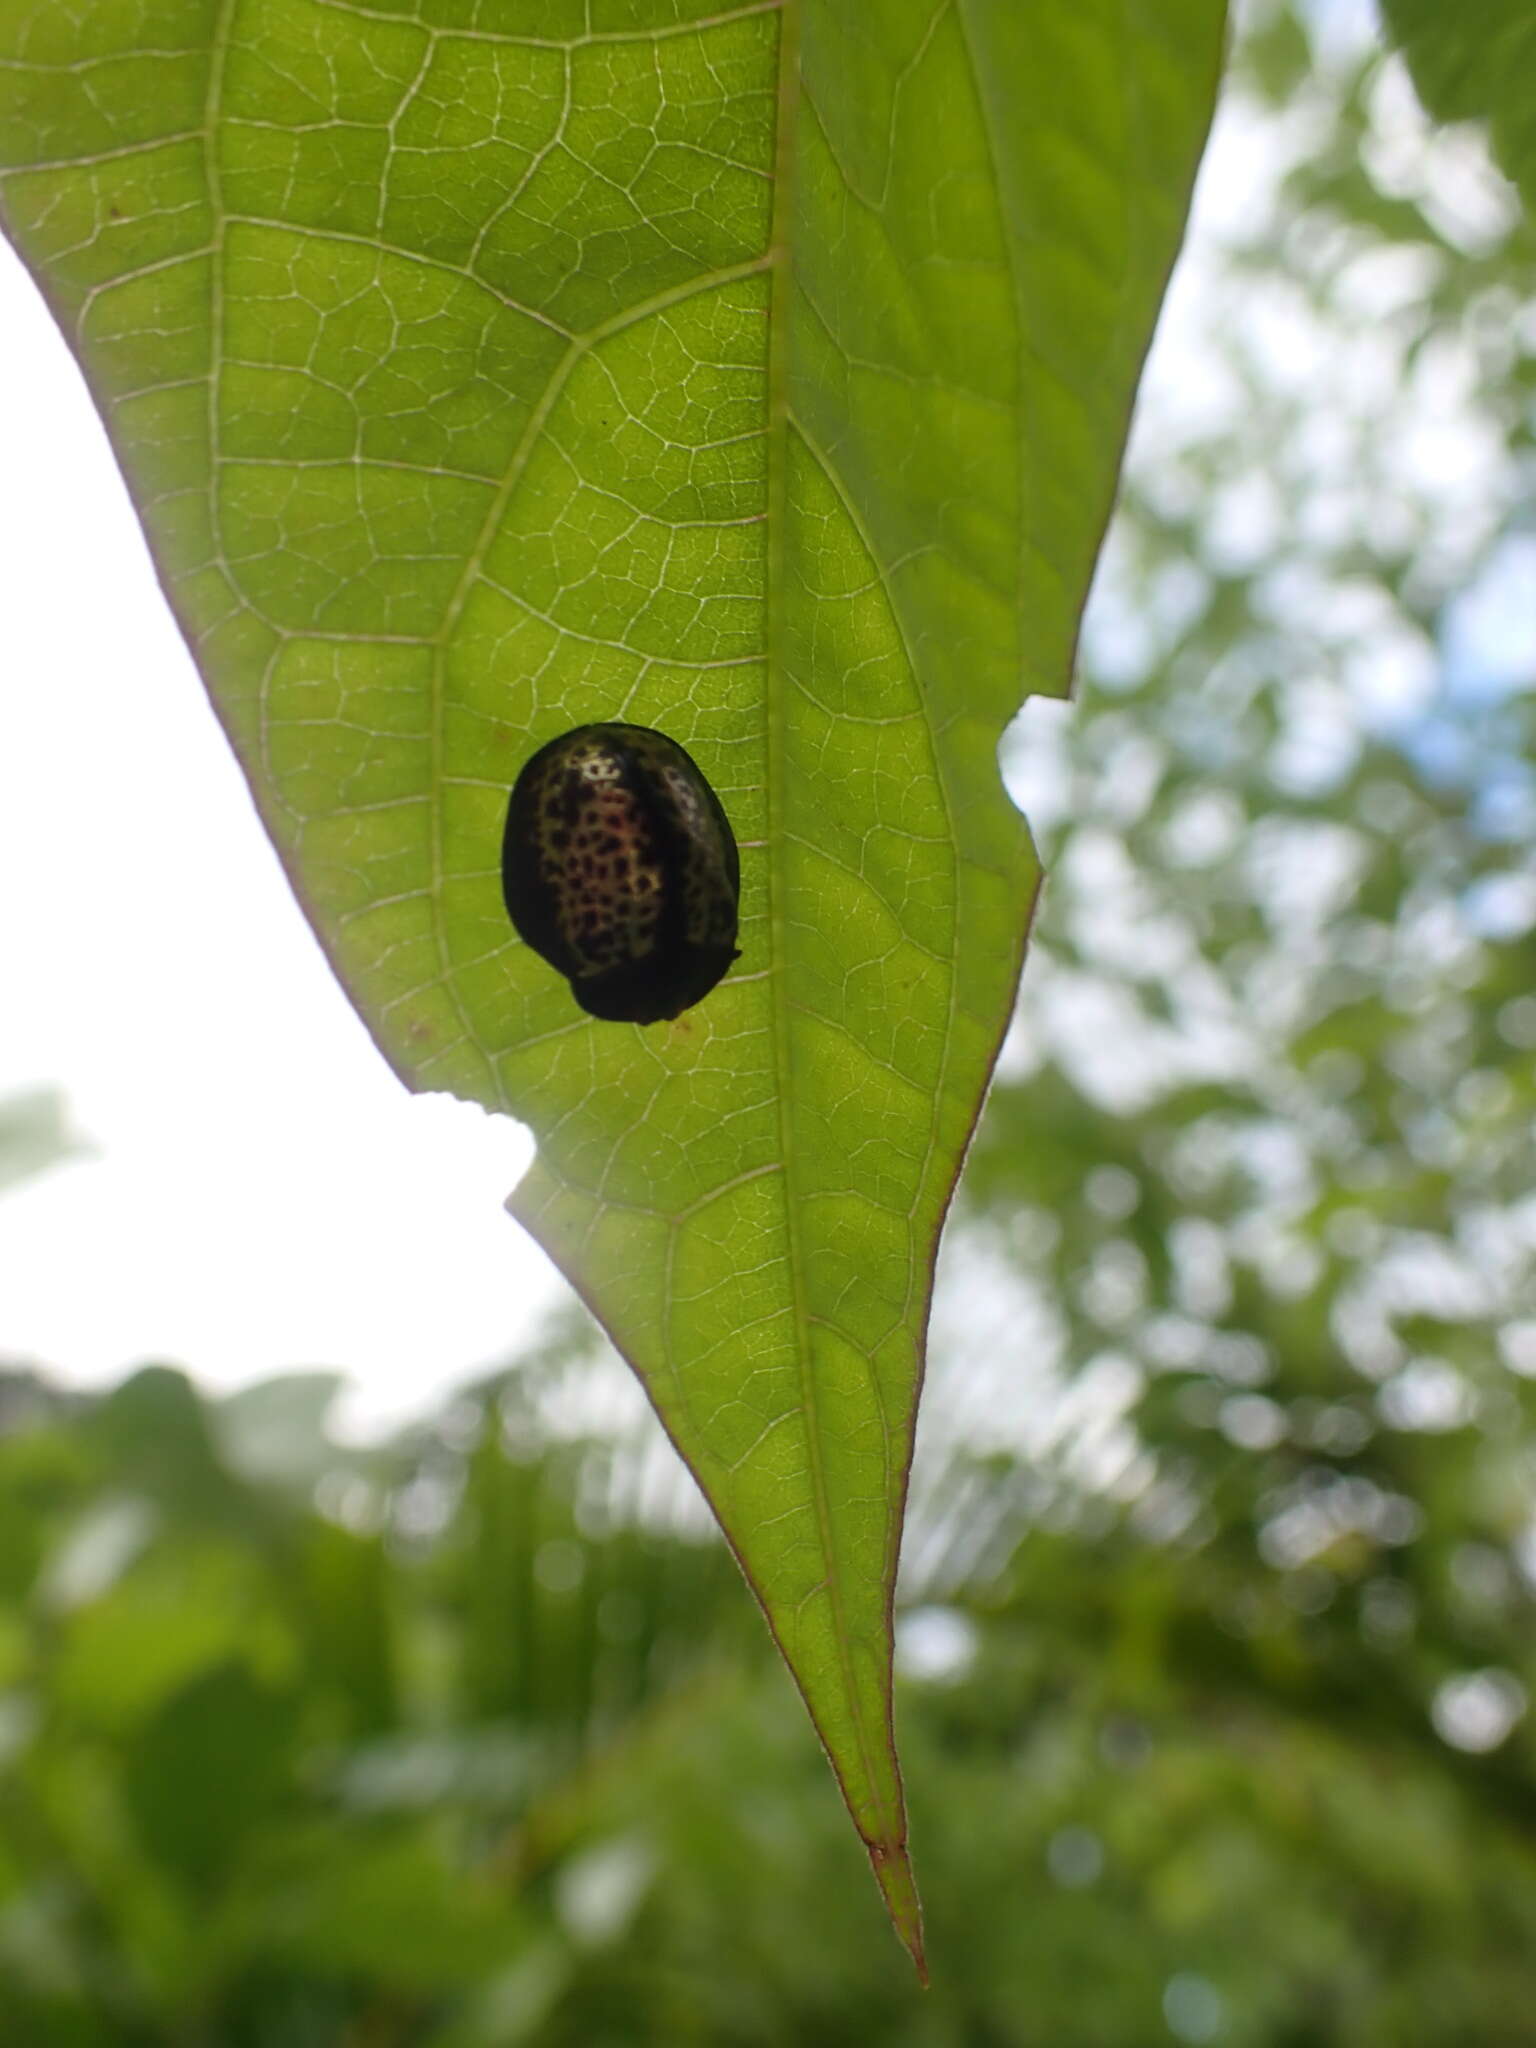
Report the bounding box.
[501,723,741,1024]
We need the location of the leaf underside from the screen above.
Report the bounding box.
[1379,0,1536,214]
[0,0,1225,1970]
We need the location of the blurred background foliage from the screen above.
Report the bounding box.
[3,2,1535,2039]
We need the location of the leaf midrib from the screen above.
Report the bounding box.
[761,0,901,1849]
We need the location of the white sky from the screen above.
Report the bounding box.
[4,4,1500,1441]
[0,234,563,1432]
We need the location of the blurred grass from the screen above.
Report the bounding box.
[0,1333,1533,2045]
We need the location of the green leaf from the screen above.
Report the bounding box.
[0,0,1224,1964]
[1379,0,1536,214]
[256,1828,527,1990]
[123,1662,299,1887]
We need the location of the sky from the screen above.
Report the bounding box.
[0,232,564,1431]
[2,0,1515,1438]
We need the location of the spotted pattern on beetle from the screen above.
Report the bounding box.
[501,723,741,1025]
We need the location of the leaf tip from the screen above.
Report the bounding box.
[867,1836,928,1985]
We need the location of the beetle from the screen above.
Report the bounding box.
[501,722,741,1024]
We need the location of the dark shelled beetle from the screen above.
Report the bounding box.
[502,722,741,1024]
